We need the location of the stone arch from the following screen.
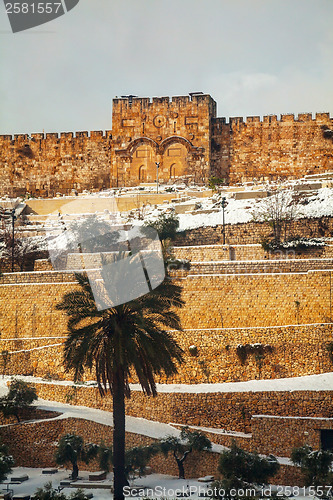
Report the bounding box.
[159,136,194,154]
[130,142,156,184]
[126,137,158,155]
[162,141,189,181]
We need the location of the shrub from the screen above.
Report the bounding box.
[144,212,179,241]
[0,443,14,482]
[33,483,92,500]
[211,442,279,499]
[291,444,333,487]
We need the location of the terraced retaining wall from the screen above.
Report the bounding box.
[2,324,333,384]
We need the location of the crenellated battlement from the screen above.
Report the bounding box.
[212,112,332,126]
[0,130,112,142]
[0,92,332,196]
[112,93,215,118]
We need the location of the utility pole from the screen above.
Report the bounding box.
[221,197,227,245]
[155,162,160,194]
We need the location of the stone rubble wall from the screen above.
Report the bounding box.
[173,217,333,246]
[0,415,219,479]
[173,243,333,262]
[251,415,333,458]
[181,258,333,275]
[30,382,333,435]
[0,413,305,485]
[2,324,332,384]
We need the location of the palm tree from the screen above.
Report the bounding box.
[56,260,184,500]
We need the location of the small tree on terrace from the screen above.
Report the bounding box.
[291,444,333,487]
[97,442,160,480]
[252,187,299,246]
[55,434,98,480]
[0,378,37,423]
[158,427,212,479]
[210,442,280,499]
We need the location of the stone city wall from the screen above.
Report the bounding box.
[211,112,333,184]
[0,131,112,197]
[1,94,332,196]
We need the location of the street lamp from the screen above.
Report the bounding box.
[155,162,160,194]
[0,207,16,272]
[221,197,227,245]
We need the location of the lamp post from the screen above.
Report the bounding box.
[155,162,160,194]
[221,197,227,245]
[0,207,16,272]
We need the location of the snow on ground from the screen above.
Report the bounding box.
[176,186,333,231]
[0,467,318,500]
[3,468,213,500]
[8,178,333,237]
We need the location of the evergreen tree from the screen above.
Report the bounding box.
[159,427,212,479]
[212,442,280,499]
[0,443,14,482]
[0,378,37,422]
[291,444,333,487]
[55,434,98,480]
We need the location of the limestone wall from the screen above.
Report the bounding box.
[174,217,333,246]
[173,243,333,262]
[0,131,112,197]
[30,382,333,435]
[0,413,307,484]
[1,94,332,195]
[183,258,333,275]
[1,268,332,336]
[0,416,219,478]
[252,415,333,458]
[176,270,333,329]
[2,323,332,384]
[211,113,333,183]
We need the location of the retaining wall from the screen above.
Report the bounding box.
[30,382,333,435]
[2,324,333,384]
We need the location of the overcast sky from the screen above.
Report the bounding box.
[0,0,332,135]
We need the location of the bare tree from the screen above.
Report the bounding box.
[252,187,299,246]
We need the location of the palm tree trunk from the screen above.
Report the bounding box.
[113,369,126,500]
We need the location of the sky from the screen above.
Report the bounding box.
[0,0,332,135]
